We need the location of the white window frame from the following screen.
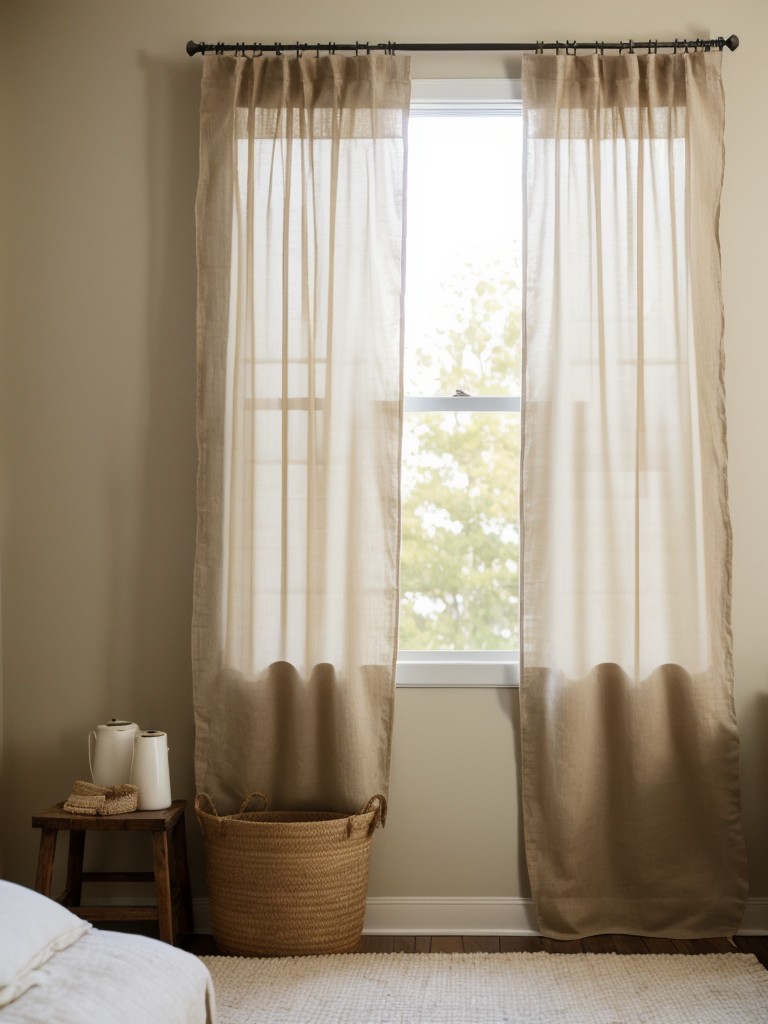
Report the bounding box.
[396,79,522,689]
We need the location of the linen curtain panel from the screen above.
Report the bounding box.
[520,52,747,939]
[193,55,411,813]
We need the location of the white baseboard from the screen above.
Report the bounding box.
[362,897,539,935]
[192,896,768,936]
[738,899,768,935]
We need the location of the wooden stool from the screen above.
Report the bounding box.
[32,799,193,945]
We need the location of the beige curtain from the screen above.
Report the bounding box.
[520,52,748,939]
[192,55,411,813]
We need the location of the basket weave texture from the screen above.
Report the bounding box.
[63,780,139,816]
[195,791,386,957]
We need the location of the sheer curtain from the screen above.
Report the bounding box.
[521,52,747,938]
[192,55,411,813]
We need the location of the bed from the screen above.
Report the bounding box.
[0,880,216,1023]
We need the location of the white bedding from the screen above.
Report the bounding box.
[0,925,216,1024]
[0,880,215,1023]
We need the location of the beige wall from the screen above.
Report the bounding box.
[2,0,767,911]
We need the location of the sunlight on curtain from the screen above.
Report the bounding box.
[520,52,747,939]
[193,55,411,813]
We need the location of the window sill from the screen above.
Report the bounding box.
[395,654,519,688]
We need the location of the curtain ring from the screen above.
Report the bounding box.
[274,42,282,56]
[628,39,635,54]
[315,42,320,58]
[296,42,302,58]
[366,42,371,56]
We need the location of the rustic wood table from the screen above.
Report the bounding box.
[31,799,193,945]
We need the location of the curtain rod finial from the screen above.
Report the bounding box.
[724,34,739,50]
[187,40,203,56]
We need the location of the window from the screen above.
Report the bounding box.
[397,81,522,687]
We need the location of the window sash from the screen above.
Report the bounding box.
[398,81,522,687]
[404,396,520,411]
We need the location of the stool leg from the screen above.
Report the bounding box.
[151,832,174,944]
[35,829,58,898]
[171,817,193,935]
[63,831,85,907]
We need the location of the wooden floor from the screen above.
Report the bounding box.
[182,932,768,969]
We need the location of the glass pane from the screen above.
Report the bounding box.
[404,114,523,398]
[399,411,520,651]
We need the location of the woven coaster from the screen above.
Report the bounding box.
[64,780,139,815]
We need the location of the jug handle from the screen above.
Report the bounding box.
[88,731,96,780]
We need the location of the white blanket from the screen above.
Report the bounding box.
[1,929,216,1024]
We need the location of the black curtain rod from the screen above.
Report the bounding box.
[186,35,739,57]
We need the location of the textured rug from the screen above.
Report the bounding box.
[201,951,768,1024]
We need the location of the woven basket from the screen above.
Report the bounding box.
[195,791,386,957]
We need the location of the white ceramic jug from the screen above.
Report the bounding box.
[131,730,172,810]
[88,719,140,786]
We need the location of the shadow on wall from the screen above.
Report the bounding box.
[101,53,202,888]
[497,684,531,898]
[737,686,768,891]
[106,53,199,727]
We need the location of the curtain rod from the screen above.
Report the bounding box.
[186,35,739,57]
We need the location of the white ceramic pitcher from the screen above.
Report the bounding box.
[88,719,140,786]
[131,730,172,810]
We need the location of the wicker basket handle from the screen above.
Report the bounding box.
[195,792,219,818]
[239,791,268,813]
[348,793,388,838]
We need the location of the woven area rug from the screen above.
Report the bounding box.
[201,951,768,1023]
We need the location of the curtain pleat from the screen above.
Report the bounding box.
[520,52,747,939]
[193,55,411,813]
